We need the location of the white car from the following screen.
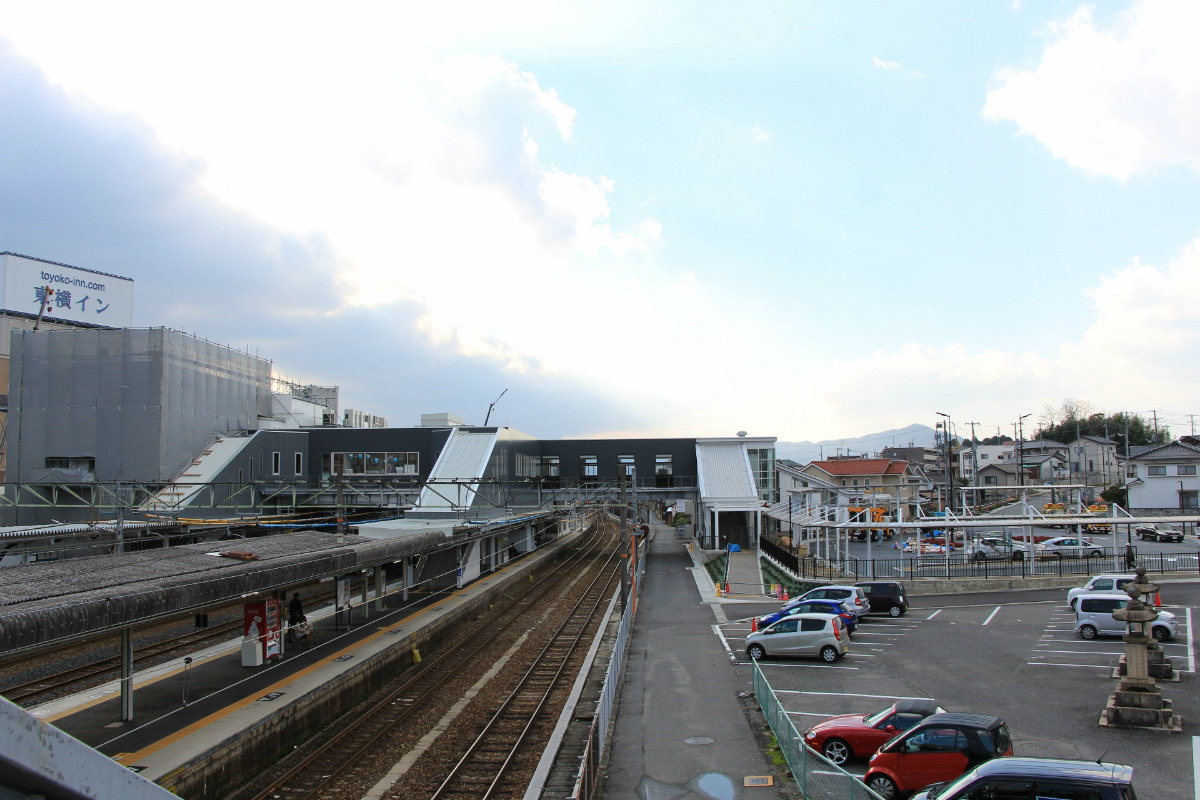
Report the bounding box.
[1066,574,1137,610]
[1034,536,1104,559]
[786,585,870,615]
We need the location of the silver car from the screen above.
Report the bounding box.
[1036,536,1105,559]
[790,584,871,615]
[746,612,849,663]
[1066,574,1136,610]
[1074,593,1177,641]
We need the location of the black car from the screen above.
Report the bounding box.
[911,757,1136,800]
[854,581,908,617]
[1136,524,1184,543]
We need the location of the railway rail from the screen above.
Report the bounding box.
[246,523,619,800]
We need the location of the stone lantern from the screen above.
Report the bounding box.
[1101,567,1182,732]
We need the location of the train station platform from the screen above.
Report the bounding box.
[603,524,790,799]
[23,525,583,798]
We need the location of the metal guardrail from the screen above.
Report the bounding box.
[753,660,883,799]
[762,541,1200,583]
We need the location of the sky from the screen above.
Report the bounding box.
[1,0,1198,444]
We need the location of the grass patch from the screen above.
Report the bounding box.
[704,552,728,584]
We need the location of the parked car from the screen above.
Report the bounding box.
[1136,523,1184,543]
[1035,536,1104,559]
[790,585,871,615]
[863,713,1013,800]
[968,537,1022,561]
[1066,574,1137,610]
[804,698,946,765]
[1075,593,1177,641]
[854,581,908,617]
[759,599,858,633]
[910,757,1135,800]
[745,613,848,663]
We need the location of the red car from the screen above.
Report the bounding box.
[864,713,1013,799]
[804,698,945,765]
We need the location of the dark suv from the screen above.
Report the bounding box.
[911,757,1136,799]
[855,581,908,617]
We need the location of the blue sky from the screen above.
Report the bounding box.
[1,1,1197,443]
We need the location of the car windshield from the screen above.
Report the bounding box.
[925,771,977,799]
[864,707,892,726]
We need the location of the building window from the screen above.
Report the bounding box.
[272,452,281,475]
[852,479,859,486]
[580,455,598,478]
[328,452,418,475]
[1183,491,1199,509]
[864,479,871,487]
[1148,465,1167,476]
[44,457,96,471]
[981,454,988,460]
[618,454,636,477]
[1179,465,1197,476]
[295,453,303,474]
[985,475,997,485]
[541,455,560,478]
[249,457,254,477]
[655,454,673,488]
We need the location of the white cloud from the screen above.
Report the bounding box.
[872,56,901,71]
[752,123,770,142]
[984,0,1200,180]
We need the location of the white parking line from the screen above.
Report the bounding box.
[738,661,858,670]
[712,624,734,658]
[1188,609,1196,674]
[1027,662,1112,669]
[850,631,907,637]
[1193,735,1199,800]
[778,690,933,700]
[926,610,942,620]
[982,606,1001,626]
[1034,649,1125,656]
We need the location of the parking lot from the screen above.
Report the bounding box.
[716,581,1200,799]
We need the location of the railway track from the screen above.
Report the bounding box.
[0,588,336,707]
[246,523,618,800]
[430,537,620,799]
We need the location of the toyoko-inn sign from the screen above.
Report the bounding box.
[0,253,134,327]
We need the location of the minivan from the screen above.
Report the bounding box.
[911,757,1136,800]
[745,612,848,663]
[1066,574,1136,609]
[1074,593,1177,641]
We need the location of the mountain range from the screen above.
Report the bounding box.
[775,423,939,465]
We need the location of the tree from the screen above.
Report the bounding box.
[1038,405,1167,453]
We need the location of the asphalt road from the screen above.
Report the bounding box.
[720,580,1200,799]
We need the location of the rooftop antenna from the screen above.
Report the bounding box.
[483,388,508,426]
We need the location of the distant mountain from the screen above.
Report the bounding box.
[775,423,938,465]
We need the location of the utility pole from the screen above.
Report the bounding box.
[1018,413,1031,489]
[619,475,630,612]
[967,421,980,490]
[937,412,952,512]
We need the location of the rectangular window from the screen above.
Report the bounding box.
[272,452,281,475]
[655,454,674,488]
[44,457,96,470]
[864,479,871,487]
[618,454,635,476]
[1148,465,1167,476]
[1183,491,1199,509]
[580,455,598,477]
[249,457,254,477]
[386,453,419,474]
[344,453,365,474]
[295,452,303,474]
[1178,465,1197,476]
[981,454,988,459]
[540,455,560,478]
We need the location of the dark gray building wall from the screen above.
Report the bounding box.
[538,438,698,481]
[9,328,271,485]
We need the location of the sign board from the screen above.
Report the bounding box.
[0,253,134,327]
[336,575,350,609]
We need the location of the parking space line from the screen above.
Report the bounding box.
[711,624,734,659]
[777,690,931,700]
[1188,609,1196,674]
[1026,662,1112,668]
[982,606,1001,626]
[1193,735,1199,800]
[926,610,941,620]
[737,661,858,670]
[850,631,907,637]
[1035,649,1124,656]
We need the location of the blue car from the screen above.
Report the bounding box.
[759,599,858,633]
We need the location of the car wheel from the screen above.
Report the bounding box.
[822,738,851,765]
[1152,626,1170,642]
[888,605,903,617]
[1079,624,1098,640]
[1011,551,1024,561]
[1089,550,1103,558]
[866,774,897,799]
[973,551,986,562]
[1069,598,1077,611]
[819,645,839,663]
[748,644,766,660]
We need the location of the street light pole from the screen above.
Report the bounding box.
[936,412,952,513]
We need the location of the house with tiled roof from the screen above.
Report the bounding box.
[1068,434,1120,486]
[799,458,923,508]
[1124,440,1200,513]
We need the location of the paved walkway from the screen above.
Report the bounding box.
[603,524,791,800]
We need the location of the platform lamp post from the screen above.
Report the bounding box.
[936,412,952,514]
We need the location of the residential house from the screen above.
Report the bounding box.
[1124,440,1200,513]
[1068,435,1120,486]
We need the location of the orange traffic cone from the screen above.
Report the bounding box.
[782,587,789,602]
[1155,592,1162,608]
[751,617,758,632]
[725,581,731,596]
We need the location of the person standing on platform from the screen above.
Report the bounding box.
[287,592,304,641]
